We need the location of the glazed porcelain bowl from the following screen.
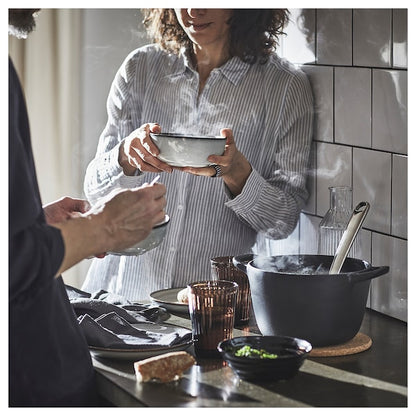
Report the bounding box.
[150,132,226,168]
[218,335,312,381]
[109,214,170,256]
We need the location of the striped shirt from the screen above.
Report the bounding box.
[82,44,313,300]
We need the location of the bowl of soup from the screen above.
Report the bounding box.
[150,132,226,168]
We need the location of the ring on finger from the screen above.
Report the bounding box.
[211,164,223,178]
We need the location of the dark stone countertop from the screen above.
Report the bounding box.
[92,308,407,407]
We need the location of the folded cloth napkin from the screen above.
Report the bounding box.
[66,285,169,323]
[79,312,192,350]
[66,285,191,350]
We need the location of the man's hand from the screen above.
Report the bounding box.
[43,197,91,225]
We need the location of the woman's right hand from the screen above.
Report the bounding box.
[118,123,173,175]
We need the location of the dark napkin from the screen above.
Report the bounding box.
[66,285,169,323]
[78,312,192,350]
[66,286,191,350]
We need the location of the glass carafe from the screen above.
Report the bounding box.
[318,186,357,257]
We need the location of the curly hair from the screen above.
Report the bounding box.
[142,9,289,64]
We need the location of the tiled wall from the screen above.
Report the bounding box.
[260,9,407,322]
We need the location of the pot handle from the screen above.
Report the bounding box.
[232,254,254,273]
[347,266,389,284]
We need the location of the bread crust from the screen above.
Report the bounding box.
[177,288,188,304]
[134,351,195,382]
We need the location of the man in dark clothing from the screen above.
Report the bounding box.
[9,9,166,406]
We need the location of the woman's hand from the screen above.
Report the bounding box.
[43,197,91,225]
[179,128,252,196]
[118,123,173,175]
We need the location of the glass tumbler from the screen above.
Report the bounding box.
[187,280,238,358]
[210,256,252,325]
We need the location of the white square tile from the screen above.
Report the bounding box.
[353,148,391,234]
[355,229,372,308]
[316,142,352,216]
[353,9,392,67]
[299,214,321,254]
[302,65,333,143]
[334,67,371,147]
[392,155,407,238]
[393,9,407,68]
[282,9,316,64]
[372,69,407,154]
[316,9,352,65]
[371,233,407,322]
[355,229,372,265]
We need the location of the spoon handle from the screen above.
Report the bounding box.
[329,201,370,274]
[150,174,161,186]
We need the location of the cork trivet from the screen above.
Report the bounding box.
[309,333,372,357]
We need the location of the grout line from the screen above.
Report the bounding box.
[351,147,354,198]
[351,9,354,66]
[314,9,318,64]
[390,154,394,236]
[312,139,407,157]
[300,212,407,242]
[390,9,394,67]
[332,66,335,144]
[370,69,374,149]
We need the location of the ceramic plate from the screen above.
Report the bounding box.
[89,321,192,360]
[149,288,189,314]
[90,339,193,360]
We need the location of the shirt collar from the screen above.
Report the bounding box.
[218,56,251,85]
[175,47,251,85]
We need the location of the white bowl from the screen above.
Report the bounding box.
[150,132,226,167]
[109,214,170,256]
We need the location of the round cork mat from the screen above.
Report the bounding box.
[309,333,372,357]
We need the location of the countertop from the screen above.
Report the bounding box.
[92,308,407,407]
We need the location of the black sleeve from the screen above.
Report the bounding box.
[8,58,65,306]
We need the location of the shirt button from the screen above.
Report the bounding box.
[177,204,183,210]
[169,247,176,252]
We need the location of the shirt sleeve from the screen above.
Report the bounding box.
[225,68,314,239]
[9,59,65,305]
[83,49,145,205]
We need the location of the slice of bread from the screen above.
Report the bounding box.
[177,288,189,304]
[134,351,195,382]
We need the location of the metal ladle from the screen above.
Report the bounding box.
[329,201,370,274]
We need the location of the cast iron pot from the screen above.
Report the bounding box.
[233,254,389,347]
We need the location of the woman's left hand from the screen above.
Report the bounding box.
[178,128,252,196]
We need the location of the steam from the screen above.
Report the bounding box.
[169,100,229,136]
[160,71,230,136]
[253,255,328,275]
[315,156,349,181]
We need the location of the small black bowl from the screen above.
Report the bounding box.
[217,335,312,381]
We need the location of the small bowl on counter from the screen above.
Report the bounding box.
[150,132,226,168]
[218,335,312,381]
[109,214,170,256]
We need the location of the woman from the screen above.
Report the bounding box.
[82,9,314,300]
